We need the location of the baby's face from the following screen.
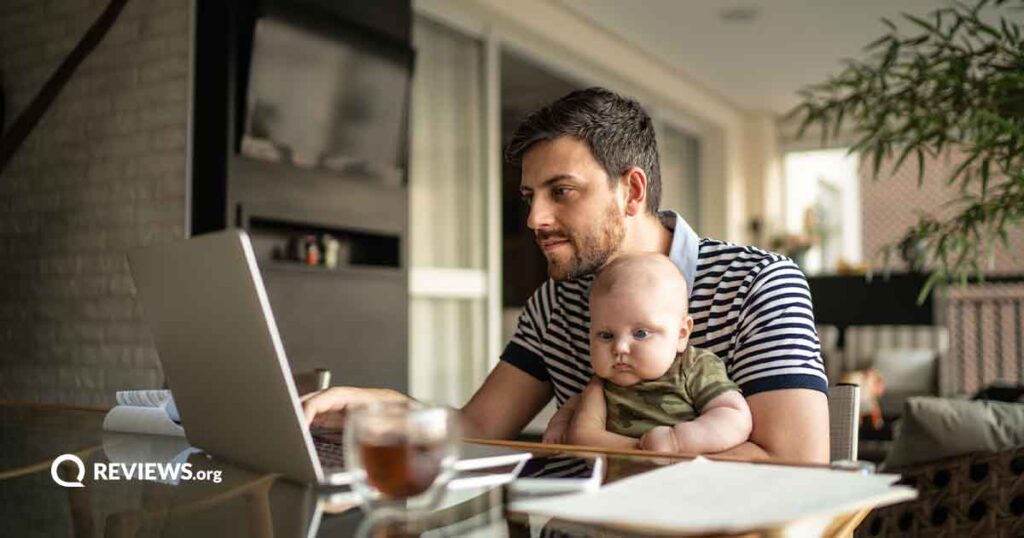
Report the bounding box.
[589,288,690,387]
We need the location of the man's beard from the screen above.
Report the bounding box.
[542,204,625,281]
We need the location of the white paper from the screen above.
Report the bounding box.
[115,389,172,408]
[509,458,916,535]
[103,405,186,437]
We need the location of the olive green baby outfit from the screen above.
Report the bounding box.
[604,346,739,438]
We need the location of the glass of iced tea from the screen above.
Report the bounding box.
[344,401,460,515]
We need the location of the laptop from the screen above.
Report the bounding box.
[127,229,530,485]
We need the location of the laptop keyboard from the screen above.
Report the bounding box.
[314,438,346,469]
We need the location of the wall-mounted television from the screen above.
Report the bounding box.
[241,17,409,184]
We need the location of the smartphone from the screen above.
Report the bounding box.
[448,459,529,490]
[507,455,604,495]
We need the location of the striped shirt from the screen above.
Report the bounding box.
[501,211,828,406]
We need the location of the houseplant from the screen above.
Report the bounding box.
[789,0,1024,298]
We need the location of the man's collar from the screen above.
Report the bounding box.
[658,210,700,298]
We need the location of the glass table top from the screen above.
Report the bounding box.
[0,404,864,537]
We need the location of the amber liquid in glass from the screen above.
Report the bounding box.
[359,434,446,498]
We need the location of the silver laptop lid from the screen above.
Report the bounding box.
[128,229,325,483]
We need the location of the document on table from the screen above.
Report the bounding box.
[103,389,185,437]
[509,457,916,535]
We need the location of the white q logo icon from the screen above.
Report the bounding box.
[51,454,86,488]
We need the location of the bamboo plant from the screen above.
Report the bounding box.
[788,0,1024,299]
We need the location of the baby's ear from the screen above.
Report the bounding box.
[677,316,694,351]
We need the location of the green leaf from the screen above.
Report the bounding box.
[872,144,886,178]
[794,110,816,139]
[904,13,940,34]
[917,272,943,304]
[981,158,992,194]
[893,144,916,173]
[976,22,1001,39]
[848,135,873,157]
[866,34,894,51]
[917,148,926,186]
[949,152,980,185]
[832,104,847,139]
[884,40,901,67]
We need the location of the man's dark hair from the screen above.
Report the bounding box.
[505,87,661,214]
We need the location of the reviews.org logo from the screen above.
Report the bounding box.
[50,454,223,487]
[50,454,86,487]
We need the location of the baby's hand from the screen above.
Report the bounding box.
[639,426,678,453]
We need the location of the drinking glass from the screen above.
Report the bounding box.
[344,401,460,516]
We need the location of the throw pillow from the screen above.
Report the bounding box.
[883,396,1024,469]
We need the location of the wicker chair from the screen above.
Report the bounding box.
[856,444,1024,537]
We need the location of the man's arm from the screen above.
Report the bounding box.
[567,378,638,450]
[301,362,551,440]
[305,281,558,437]
[460,279,561,440]
[460,361,553,439]
[714,257,830,464]
[711,388,829,463]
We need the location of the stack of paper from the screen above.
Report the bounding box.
[103,390,184,437]
[510,457,916,535]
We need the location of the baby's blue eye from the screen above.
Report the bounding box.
[597,331,614,341]
[633,329,650,339]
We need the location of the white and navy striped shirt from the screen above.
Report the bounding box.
[502,212,828,406]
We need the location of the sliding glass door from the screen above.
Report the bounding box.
[408,17,490,406]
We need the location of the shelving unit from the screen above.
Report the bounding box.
[190,0,413,393]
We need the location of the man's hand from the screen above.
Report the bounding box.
[542,393,581,444]
[301,387,408,429]
[639,426,677,452]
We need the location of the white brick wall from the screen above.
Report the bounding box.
[0,0,191,406]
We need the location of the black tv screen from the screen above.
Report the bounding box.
[242,17,408,182]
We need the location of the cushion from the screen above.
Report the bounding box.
[883,396,1024,469]
[871,348,936,394]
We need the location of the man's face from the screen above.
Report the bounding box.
[519,136,626,281]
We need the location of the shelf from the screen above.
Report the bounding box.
[246,216,401,269]
[261,260,404,280]
[230,157,407,238]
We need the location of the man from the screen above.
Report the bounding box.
[304,87,830,463]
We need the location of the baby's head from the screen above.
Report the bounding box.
[589,253,693,387]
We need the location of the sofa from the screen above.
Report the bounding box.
[855,396,1024,537]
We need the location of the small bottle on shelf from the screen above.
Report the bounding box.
[304,235,320,266]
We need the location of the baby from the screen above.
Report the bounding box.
[546,253,752,454]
